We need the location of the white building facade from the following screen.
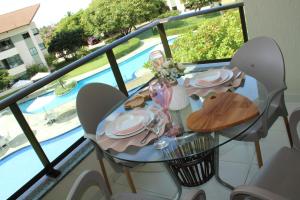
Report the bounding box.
[0,5,48,78]
[165,0,186,12]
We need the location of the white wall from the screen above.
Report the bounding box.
[8,64,27,76]
[0,47,18,60]
[244,0,300,101]
[11,34,35,66]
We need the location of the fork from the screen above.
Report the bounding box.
[140,117,159,144]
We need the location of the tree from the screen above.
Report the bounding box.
[48,28,85,60]
[86,0,166,36]
[40,25,55,48]
[0,69,11,90]
[55,10,86,35]
[186,0,214,10]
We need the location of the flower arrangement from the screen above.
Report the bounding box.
[154,59,185,82]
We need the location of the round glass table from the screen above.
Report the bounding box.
[97,74,268,162]
[96,70,268,196]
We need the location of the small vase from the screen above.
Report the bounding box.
[168,81,190,111]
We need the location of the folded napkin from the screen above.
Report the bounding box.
[96,108,168,152]
[184,67,245,97]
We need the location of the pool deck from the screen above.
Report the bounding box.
[0,36,177,160]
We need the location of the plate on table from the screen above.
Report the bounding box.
[190,69,233,88]
[105,109,154,139]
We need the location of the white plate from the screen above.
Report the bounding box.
[190,69,233,88]
[105,109,154,139]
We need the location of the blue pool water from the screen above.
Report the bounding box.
[0,127,84,199]
[0,38,176,199]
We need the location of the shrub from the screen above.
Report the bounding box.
[166,24,198,36]
[156,10,180,19]
[45,53,57,66]
[0,69,11,90]
[171,10,243,63]
[76,47,90,59]
[54,80,77,96]
[26,64,48,78]
[171,11,243,62]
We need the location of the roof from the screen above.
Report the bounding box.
[0,4,40,34]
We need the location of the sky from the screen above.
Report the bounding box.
[0,0,92,27]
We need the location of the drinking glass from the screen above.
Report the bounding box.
[149,50,165,69]
[149,79,172,120]
[149,79,173,149]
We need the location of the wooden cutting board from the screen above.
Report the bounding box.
[186,92,259,132]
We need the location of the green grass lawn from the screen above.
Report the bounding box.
[62,38,142,79]
[137,12,221,40]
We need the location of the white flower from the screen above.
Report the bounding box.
[154,59,185,81]
[177,63,185,70]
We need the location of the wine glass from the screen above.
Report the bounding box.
[149,79,173,149]
[149,79,172,120]
[149,50,165,69]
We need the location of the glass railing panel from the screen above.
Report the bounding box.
[0,107,44,199]
[166,8,243,63]
[17,54,118,161]
[113,37,155,92]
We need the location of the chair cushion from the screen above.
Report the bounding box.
[251,147,300,200]
[112,192,166,200]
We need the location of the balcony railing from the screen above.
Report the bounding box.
[0,2,247,199]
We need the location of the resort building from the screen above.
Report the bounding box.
[0,4,48,78]
[165,0,185,12]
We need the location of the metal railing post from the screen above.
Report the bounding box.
[157,23,172,59]
[106,49,129,96]
[239,6,248,42]
[9,103,60,178]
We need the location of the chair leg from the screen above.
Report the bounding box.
[99,159,113,195]
[255,141,263,168]
[124,168,137,193]
[283,116,293,147]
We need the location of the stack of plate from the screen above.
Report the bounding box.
[105,109,154,139]
[190,69,233,88]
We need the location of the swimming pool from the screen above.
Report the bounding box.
[20,38,176,114]
[0,126,83,200]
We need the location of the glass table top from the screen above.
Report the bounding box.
[96,71,268,163]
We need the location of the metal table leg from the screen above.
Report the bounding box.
[164,163,182,200]
[214,134,234,190]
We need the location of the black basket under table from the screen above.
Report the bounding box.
[163,134,215,187]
